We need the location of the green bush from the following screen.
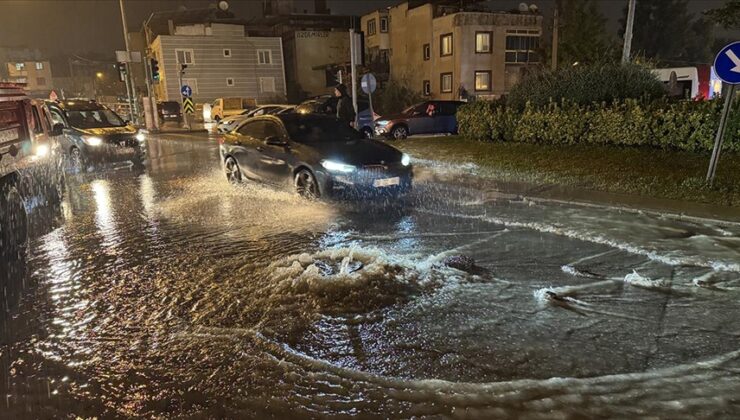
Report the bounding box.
[373,80,423,115]
[458,98,740,154]
[507,63,666,110]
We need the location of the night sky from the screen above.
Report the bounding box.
[0,0,730,55]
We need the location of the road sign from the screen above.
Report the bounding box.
[714,42,740,85]
[181,85,192,97]
[361,73,377,94]
[183,97,195,114]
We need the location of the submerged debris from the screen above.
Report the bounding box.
[441,255,477,273]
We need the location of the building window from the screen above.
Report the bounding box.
[257,49,272,65]
[15,62,25,71]
[474,71,491,91]
[36,77,46,86]
[440,72,453,93]
[379,49,389,63]
[505,31,540,63]
[380,17,388,33]
[423,80,431,96]
[182,78,198,94]
[35,62,44,70]
[226,78,235,87]
[367,18,377,36]
[176,49,194,64]
[223,49,231,57]
[475,32,492,53]
[440,33,453,56]
[260,77,275,93]
[423,43,430,61]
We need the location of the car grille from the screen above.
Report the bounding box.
[106,136,137,148]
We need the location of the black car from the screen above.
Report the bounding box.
[157,101,182,124]
[47,99,146,169]
[220,114,412,198]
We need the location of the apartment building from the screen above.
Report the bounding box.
[382,1,542,100]
[360,9,390,80]
[4,60,53,97]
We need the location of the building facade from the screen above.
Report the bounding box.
[382,1,542,100]
[360,9,390,82]
[150,23,286,104]
[3,60,53,97]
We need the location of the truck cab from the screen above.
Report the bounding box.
[0,83,65,254]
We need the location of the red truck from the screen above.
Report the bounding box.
[0,83,65,253]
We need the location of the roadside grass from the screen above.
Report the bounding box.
[393,136,740,207]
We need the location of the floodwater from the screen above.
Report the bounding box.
[2,133,740,418]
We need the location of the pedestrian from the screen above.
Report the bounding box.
[334,83,356,127]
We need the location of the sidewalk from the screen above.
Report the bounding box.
[142,121,211,134]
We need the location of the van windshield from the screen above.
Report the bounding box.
[66,109,126,128]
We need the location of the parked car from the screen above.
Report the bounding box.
[157,101,182,124]
[296,95,378,138]
[210,97,257,122]
[374,100,465,139]
[1,83,65,251]
[216,105,295,133]
[46,99,147,170]
[220,114,412,198]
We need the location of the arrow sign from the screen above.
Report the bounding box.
[714,41,740,84]
[183,97,194,114]
[181,85,192,97]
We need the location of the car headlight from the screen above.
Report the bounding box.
[35,144,50,157]
[321,160,356,173]
[135,131,146,142]
[82,136,103,146]
[401,153,411,167]
[375,120,390,126]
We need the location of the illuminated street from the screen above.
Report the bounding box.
[2,133,740,418]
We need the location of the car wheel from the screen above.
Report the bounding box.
[391,126,408,140]
[0,184,28,256]
[294,169,320,199]
[361,127,373,139]
[224,156,242,184]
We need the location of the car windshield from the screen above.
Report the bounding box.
[282,116,363,143]
[66,109,126,128]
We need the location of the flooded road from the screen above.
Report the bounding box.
[2,133,740,418]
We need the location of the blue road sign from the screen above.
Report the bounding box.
[181,85,192,97]
[714,41,740,85]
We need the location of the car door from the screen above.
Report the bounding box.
[407,102,434,135]
[254,120,292,184]
[231,120,266,179]
[48,104,72,151]
[433,101,458,134]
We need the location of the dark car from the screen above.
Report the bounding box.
[157,101,182,124]
[220,114,412,198]
[374,100,465,140]
[47,99,146,170]
[296,95,376,138]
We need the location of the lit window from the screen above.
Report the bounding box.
[440,33,453,56]
[257,49,272,65]
[380,17,388,33]
[223,49,231,57]
[423,43,430,61]
[15,62,25,71]
[475,32,491,53]
[176,49,194,64]
[35,62,44,70]
[367,18,376,36]
[441,73,452,93]
[423,80,431,96]
[260,77,275,93]
[226,78,235,87]
[474,71,491,91]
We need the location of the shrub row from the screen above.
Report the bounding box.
[457,99,740,154]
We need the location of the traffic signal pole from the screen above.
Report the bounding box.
[118,0,138,124]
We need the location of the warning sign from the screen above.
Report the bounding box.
[183,97,194,114]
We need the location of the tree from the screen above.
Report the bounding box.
[620,0,715,66]
[556,0,615,66]
[704,0,740,30]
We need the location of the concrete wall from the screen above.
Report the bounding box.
[286,30,350,97]
[152,31,286,104]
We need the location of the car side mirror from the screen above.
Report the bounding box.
[51,123,65,136]
[265,136,288,147]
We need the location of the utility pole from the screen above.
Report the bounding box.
[621,0,637,64]
[349,28,359,128]
[119,0,138,123]
[179,64,190,130]
[551,7,559,71]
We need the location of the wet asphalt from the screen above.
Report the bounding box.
[2,132,740,419]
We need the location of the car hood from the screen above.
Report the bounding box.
[75,125,137,136]
[221,115,247,124]
[306,139,402,166]
[376,113,408,123]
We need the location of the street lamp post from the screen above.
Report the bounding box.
[622,0,637,64]
[93,72,103,100]
[119,0,138,123]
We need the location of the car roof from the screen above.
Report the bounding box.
[52,99,106,111]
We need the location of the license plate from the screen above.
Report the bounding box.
[373,177,400,188]
[115,147,135,156]
[0,127,19,143]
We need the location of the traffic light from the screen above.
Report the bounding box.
[150,58,160,83]
[116,62,126,82]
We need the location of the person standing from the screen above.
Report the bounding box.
[334,83,356,127]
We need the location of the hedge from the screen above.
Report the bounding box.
[457,99,740,154]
